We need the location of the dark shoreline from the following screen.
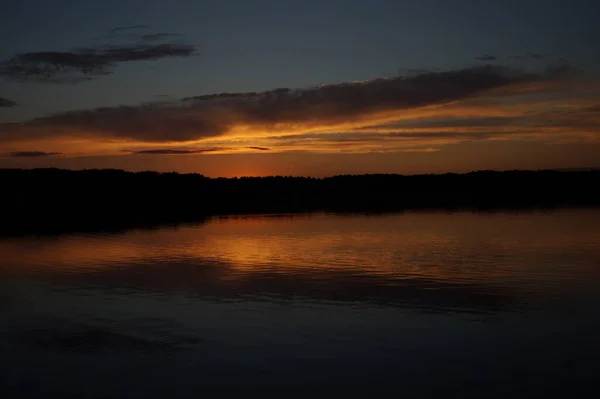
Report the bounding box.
[1,168,599,236]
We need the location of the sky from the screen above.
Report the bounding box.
[1,0,599,177]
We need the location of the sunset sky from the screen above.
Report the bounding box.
[1,0,599,177]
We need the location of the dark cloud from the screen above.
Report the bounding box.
[509,53,547,60]
[475,54,497,62]
[247,146,271,151]
[384,107,600,134]
[544,58,576,78]
[0,28,196,84]
[130,147,229,155]
[266,131,491,144]
[0,97,17,107]
[586,104,600,113]
[180,65,561,123]
[529,103,600,130]
[110,25,149,33]
[398,68,441,77]
[369,116,526,130]
[20,105,228,141]
[140,33,183,41]
[0,64,576,144]
[8,151,61,157]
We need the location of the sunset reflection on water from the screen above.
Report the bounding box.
[1,209,600,397]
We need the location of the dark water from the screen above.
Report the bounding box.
[1,210,600,398]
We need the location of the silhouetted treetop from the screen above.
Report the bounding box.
[1,168,599,235]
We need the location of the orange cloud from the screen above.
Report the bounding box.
[1,63,598,158]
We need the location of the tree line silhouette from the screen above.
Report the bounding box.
[1,168,599,235]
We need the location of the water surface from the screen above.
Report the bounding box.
[1,210,600,397]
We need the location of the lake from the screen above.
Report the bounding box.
[1,209,600,398]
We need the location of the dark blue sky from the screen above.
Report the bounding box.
[2,0,599,119]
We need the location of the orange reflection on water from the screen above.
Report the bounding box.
[1,210,600,295]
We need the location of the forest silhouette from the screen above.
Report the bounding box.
[1,168,599,235]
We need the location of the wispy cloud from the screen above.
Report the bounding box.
[129,147,229,155]
[109,25,149,33]
[0,27,196,84]
[0,97,17,107]
[247,146,271,151]
[510,53,547,60]
[8,151,61,157]
[475,54,497,62]
[140,33,183,41]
